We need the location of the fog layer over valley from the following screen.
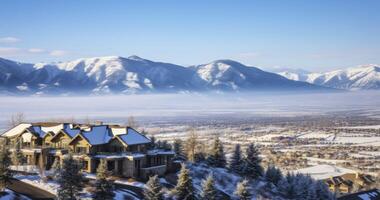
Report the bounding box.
[1,91,379,131]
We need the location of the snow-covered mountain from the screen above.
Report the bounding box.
[0,56,326,95]
[191,60,320,91]
[276,65,380,90]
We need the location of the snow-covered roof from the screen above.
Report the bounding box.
[81,125,113,145]
[147,149,175,155]
[62,124,80,138]
[41,124,64,135]
[27,126,47,137]
[1,123,32,137]
[116,128,151,146]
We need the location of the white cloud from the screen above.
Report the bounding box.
[28,48,45,53]
[0,47,21,55]
[49,50,68,57]
[0,37,21,43]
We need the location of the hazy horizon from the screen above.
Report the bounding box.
[1,91,379,131]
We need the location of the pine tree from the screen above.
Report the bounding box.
[194,142,207,163]
[0,146,12,192]
[172,164,195,200]
[185,129,198,163]
[294,173,313,200]
[207,136,226,168]
[144,175,164,200]
[57,154,84,200]
[201,174,218,200]
[150,136,156,149]
[241,143,263,179]
[11,142,25,167]
[234,179,251,200]
[305,182,317,200]
[51,158,61,180]
[93,159,114,200]
[314,180,335,200]
[277,173,297,199]
[229,144,243,173]
[265,165,283,186]
[173,139,184,158]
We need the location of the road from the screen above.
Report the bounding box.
[7,178,56,200]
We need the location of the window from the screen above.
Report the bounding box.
[82,160,88,170]
[134,160,141,169]
[76,147,87,154]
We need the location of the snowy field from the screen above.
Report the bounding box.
[293,164,356,180]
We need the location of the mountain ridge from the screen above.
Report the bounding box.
[0,56,330,95]
[276,64,380,90]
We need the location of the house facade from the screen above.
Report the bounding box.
[324,173,376,196]
[1,122,175,179]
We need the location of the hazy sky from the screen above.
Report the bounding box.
[1,0,379,71]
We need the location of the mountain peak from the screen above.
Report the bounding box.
[128,55,145,61]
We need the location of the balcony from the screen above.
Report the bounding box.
[93,152,146,160]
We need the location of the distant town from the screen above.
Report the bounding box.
[0,113,379,199]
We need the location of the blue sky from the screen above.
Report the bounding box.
[0,0,379,71]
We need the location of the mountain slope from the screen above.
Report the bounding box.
[192,60,322,91]
[277,65,380,90]
[0,56,327,95]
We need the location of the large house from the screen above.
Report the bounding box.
[325,173,376,195]
[1,122,175,179]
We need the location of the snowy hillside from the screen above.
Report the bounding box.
[276,64,380,90]
[0,56,326,95]
[191,60,322,91]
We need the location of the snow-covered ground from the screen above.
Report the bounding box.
[293,164,356,180]
[0,189,31,200]
[338,125,380,129]
[14,173,145,200]
[188,163,243,198]
[14,174,59,195]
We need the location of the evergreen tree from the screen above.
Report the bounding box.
[200,174,218,200]
[172,164,195,200]
[264,165,283,186]
[93,159,114,200]
[144,175,164,200]
[314,180,335,200]
[194,142,207,163]
[229,144,243,173]
[241,143,263,179]
[207,136,226,168]
[11,142,25,167]
[0,146,12,192]
[173,139,184,158]
[51,158,61,180]
[150,136,156,149]
[277,173,297,199]
[185,129,198,163]
[305,183,317,200]
[234,179,251,200]
[294,174,313,200]
[160,140,171,150]
[57,154,84,200]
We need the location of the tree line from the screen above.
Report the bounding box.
[143,131,336,200]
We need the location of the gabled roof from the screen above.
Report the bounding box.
[1,123,32,137]
[62,124,80,138]
[27,126,47,138]
[81,125,113,146]
[116,127,151,146]
[338,189,380,200]
[50,124,81,141]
